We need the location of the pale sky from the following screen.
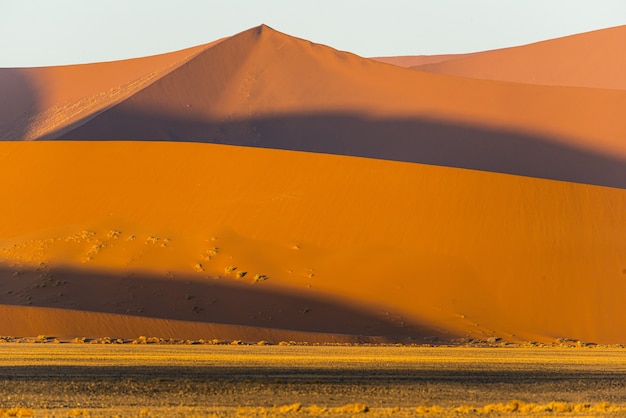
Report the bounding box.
[2,0,625,67]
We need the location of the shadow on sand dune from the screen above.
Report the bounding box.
[0,265,451,341]
[0,69,40,140]
[55,109,626,189]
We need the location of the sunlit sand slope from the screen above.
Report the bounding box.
[1,142,625,343]
[52,25,626,188]
[387,25,626,90]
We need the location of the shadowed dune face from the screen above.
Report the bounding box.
[57,110,626,189]
[0,43,211,140]
[0,69,39,139]
[0,265,443,341]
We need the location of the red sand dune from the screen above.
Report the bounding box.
[377,25,626,90]
[1,25,625,344]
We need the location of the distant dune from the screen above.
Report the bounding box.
[370,54,472,68]
[375,25,626,90]
[0,25,625,344]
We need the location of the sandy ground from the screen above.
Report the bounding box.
[0,345,625,416]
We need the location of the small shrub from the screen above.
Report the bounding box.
[279,403,301,413]
[333,404,369,413]
[133,336,148,344]
[236,271,247,279]
[107,230,121,239]
[146,236,160,244]
[253,274,268,283]
[307,405,327,414]
[2,407,35,417]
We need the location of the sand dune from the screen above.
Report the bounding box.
[379,25,626,90]
[1,141,625,344]
[0,42,219,140]
[371,53,472,68]
[0,305,385,344]
[51,25,626,188]
[1,25,625,344]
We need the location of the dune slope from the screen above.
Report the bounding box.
[371,53,473,68]
[0,141,625,344]
[0,42,218,140]
[403,25,626,90]
[52,25,626,189]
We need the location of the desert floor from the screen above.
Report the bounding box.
[1,345,626,417]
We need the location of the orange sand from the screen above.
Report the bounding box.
[1,25,625,344]
[382,25,626,90]
[371,53,473,68]
[53,26,626,188]
[0,41,221,140]
[1,142,625,343]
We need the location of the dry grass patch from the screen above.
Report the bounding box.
[0,408,34,417]
[279,403,302,413]
[236,404,369,416]
[330,404,369,413]
[412,400,626,415]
